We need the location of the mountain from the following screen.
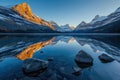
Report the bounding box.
[0,2,120,33]
[12,2,54,30]
[0,3,54,33]
[75,15,107,31]
[90,15,107,24]
[59,24,74,32]
[75,21,87,30]
[50,21,61,31]
[74,7,120,33]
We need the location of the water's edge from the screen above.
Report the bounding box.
[0,33,120,36]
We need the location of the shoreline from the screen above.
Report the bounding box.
[0,33,120,36]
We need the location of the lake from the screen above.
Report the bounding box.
[0,35,120,80]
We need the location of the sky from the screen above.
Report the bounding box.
[0,0,120,27]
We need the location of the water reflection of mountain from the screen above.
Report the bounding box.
[75,37,120,62]
[0,36,75,59]
[16,36,75,60]
[0,35,120,80]
[17,38,55,60]
[92,36,120,49]
[0,36,54,58]
[53,36,71,43]
[15,36,120,61]
[0,35,120,61]
[74,35,120,49]
[52,36,75,45]
[75,37,120,54]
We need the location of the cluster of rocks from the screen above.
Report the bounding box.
[21,50,115,80]
[75,50,114,68]
[73,50,115,76]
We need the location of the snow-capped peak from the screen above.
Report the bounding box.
[115,7,120,13]
[64,24,70,26]
[63,24,74,29]
[79,21,87,26]
[50,21,58,26]
[92,15,100,21]
[61,24,73,28]
[59,24,74,32]
[90,15,107,24]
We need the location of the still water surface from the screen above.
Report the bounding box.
[0,35,120,80]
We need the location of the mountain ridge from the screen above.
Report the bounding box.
[0,2,120,33]
[12,2,55,30]
[74,7,120,33]
[0,4,54,33]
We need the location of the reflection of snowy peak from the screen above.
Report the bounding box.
[52,36,74,44]
[75,37,120,57]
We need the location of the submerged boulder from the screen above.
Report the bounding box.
[72,67,82,76]
[22,58,48,77]
[75,50,93,68]
[99,54,114,63]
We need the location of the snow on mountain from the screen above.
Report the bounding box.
[115,7,120,13]
[12,2,55,30]
[75,21,88,30]
[74,6,120,33]
[90,15,107,24]
[59,24,74,32]
[50,21,61,31]
[70,26,75,30]
[0,5,53,33]
[79,21,87,26]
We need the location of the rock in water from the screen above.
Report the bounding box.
[72,67,82,76]
[75,50,93,68]
[22,58,48,77]
[99,54,114,63]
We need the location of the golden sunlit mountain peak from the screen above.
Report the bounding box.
[12,2,55,30]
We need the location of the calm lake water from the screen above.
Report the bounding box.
[0,35,120,80]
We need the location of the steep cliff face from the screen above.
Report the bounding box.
[12,2,55,30]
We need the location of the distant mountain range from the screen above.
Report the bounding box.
[0,2,120,33]
[50,21,74,32]
[74,7,120,33]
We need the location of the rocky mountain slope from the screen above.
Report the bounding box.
[74,7,120,33]
[50,21,61,31]
[0,2,120,33]
[0,3,54,33]
[59,24,74,32]
[50,21,75,32]
[12,2,54,30]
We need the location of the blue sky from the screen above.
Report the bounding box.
[0,0,120,26]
